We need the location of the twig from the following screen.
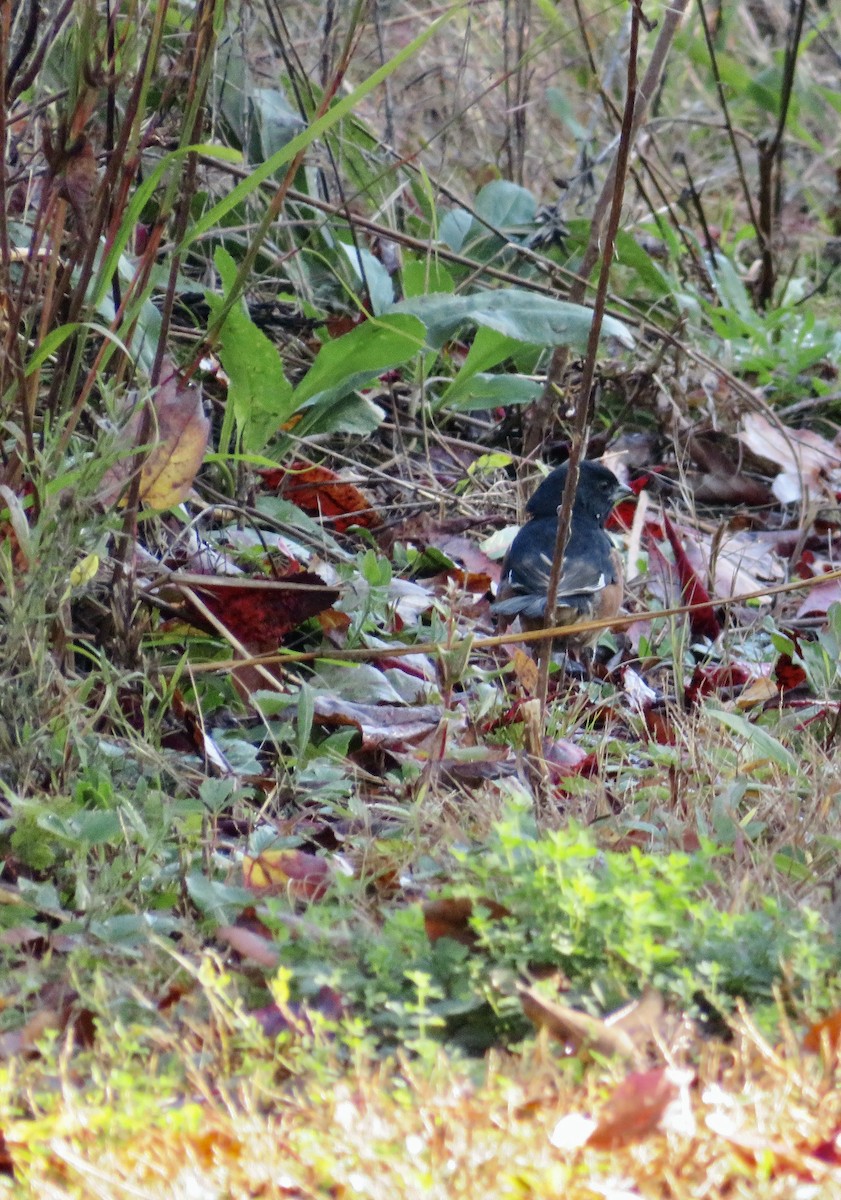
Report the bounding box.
[534,0,644,717]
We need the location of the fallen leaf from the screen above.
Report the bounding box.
[587,1066,695,1149]
[243,849,340,901]
[140,374,210,508]
[739,414,841,503]
[262,460,382,532]
[179,571,340,653]
[662,513,721,640]
[422,897,511,947]
[518,984,638,1060]
[98,366,210,510]
[803,1009,841,1055]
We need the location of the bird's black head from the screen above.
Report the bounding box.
[525,459,627,526]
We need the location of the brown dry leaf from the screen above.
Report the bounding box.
[739,413,841,504]
[511,648,538,692]
[261,460,382,532]
[687,431,773,505]
[99,368,210,510]
[59,136,98,223]
[139,374,210,509]
[311,696,445,751]
[422,897,511,947]
[803,1009,841,1055]
[587,1066,695,1149]
[550,1066,694,1152]
[517,984,638,1060]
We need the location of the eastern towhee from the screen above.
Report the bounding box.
[493,459,628,655]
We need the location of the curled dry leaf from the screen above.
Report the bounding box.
[518,985,637,1061]
[739,414,841,504]
[98,368,210,510]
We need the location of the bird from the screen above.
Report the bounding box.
[492,459,629,660]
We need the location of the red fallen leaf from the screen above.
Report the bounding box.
[587,1067,689,1150]
[243,849,337,901]
[261,460,381,532]
[803,1009,841,1054]
[423,897,511,947]
[0,1131,14,1180]
[775,652,808,693]
[644,706,676,745]
[811,1127,841,1165]
[686,663,753,707]
[217,924,281,968]
[182,570,339,653]
[662,513,721,641]
[322,312,366,339]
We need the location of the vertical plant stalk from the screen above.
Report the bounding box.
[693,0,759,242]
[525,0,688,459]
[754,0,806,308]
[111,0,219,600]
[535,0,644,718]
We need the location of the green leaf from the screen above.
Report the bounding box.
[613,231,672,297]
[392,288,634,350]
[290,314,426,408]
[402,257,454,298]
[474,180,537,228]
[444,372,541,410]
[337,242,394,315]
[439,207,474,252]
[706,709,800,775]
[206,247,294,451]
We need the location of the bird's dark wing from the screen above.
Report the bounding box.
[493,520,613,619]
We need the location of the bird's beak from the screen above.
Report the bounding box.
[612,481,634,507]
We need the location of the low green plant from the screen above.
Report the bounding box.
[254,805,840,1054]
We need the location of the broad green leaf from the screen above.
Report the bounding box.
[402,257,454,298]
[439,207,473,252]
[474,179,537,228]
[290,314,425,408]
[337,242,394,315]
[392,288,634,350]
[444,372,541,410]
[614,231,672,297]
[206,247,294,451]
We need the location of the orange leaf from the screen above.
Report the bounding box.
[262,460,381,532]
[804,1010,841,1054]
